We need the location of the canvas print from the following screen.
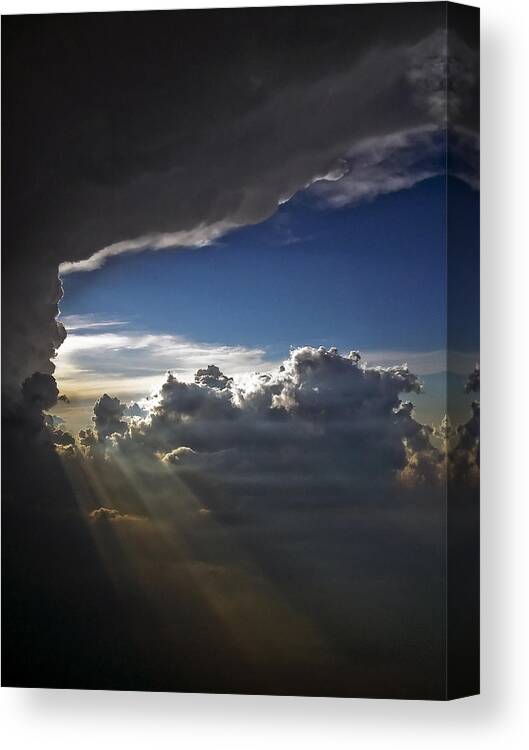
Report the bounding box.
[1,3,479,699]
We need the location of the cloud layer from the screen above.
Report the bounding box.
[78,346,443,495]
[32,347,478,696]
[3,343,479,696]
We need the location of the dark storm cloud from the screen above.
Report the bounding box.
[452,400,480,481]
[465,363,480,393]
[450,366,480,485]
[21,372,59,411]
[50,428,75,447]
[2,4,478,397]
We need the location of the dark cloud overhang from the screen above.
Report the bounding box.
[3,4,448,256]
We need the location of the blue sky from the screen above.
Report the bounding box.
[55,175,479,430]
[60,177,452,352]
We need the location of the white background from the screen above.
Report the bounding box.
[1,0,528,747]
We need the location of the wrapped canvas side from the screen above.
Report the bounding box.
[446,1,480,700]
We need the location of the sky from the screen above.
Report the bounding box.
[2,5,480,698]
[54,174,479,433]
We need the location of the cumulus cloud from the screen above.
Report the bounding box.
[194,365,233,390]
[89,507,145,523]
[397,401,444,487]
[447,401,480,486]
[78,427,98,453]
[21,372,59,412]
[73,346,484,498]
[53,442,78,459]
[123,401,149,418]
[450,365,480,484]
[429,366,480,486]
[161,446,198,465]
[50,429,76,447]
[93,394,128,441]
[433,401,480,488]
[45,413,65,427]
[83,346,444,495]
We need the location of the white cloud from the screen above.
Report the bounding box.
[54,325,273,402]
[60,314,128,331]
[310,125,479,208]
[311,127,440,207]
[59,221,234,275]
